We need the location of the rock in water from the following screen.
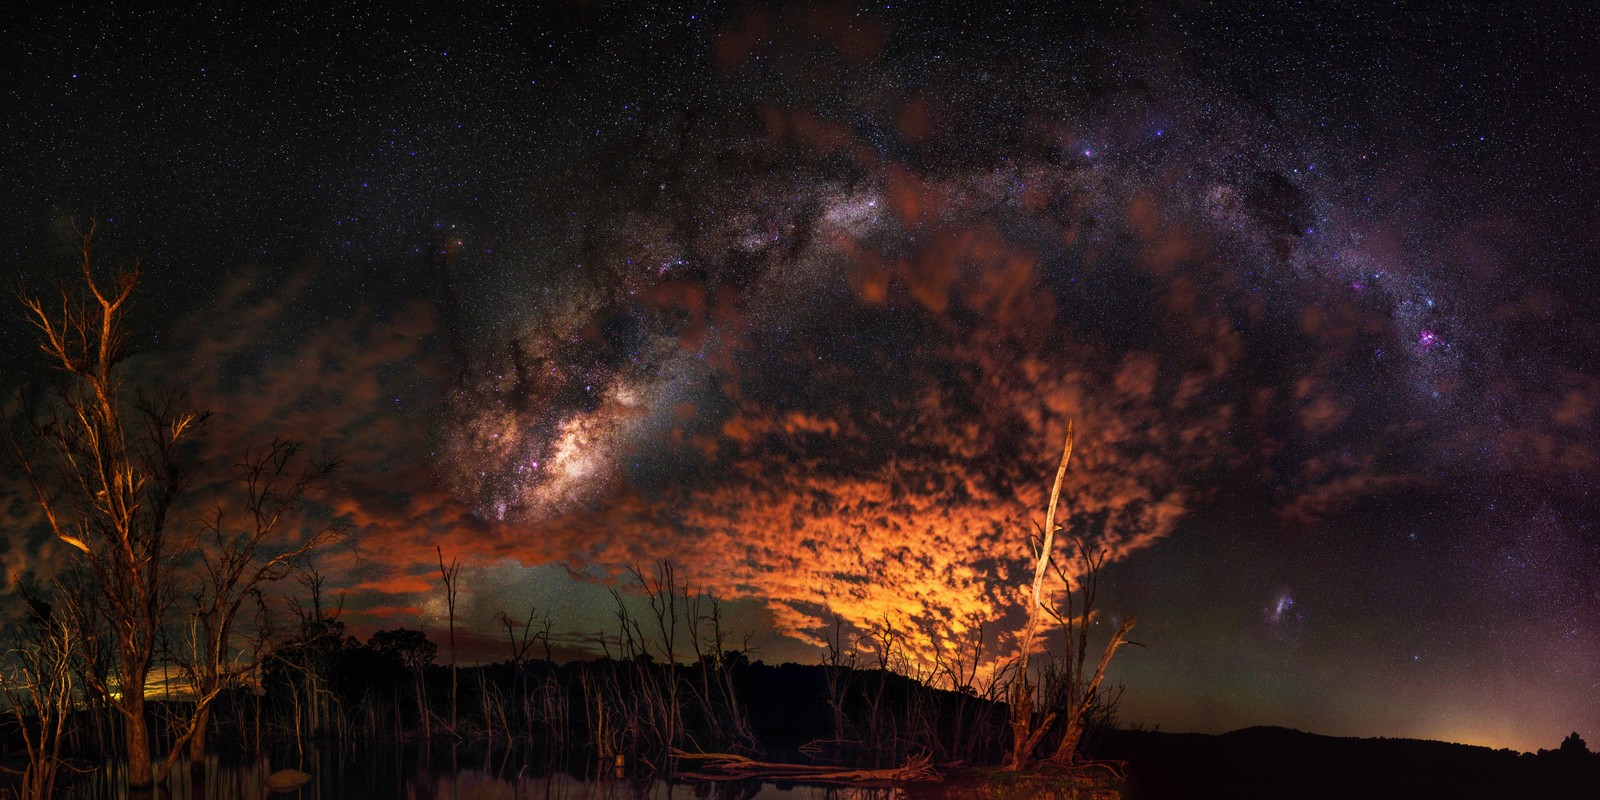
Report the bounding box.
[264,769,312,792]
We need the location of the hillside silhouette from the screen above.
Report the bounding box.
[1100,725,1600,800]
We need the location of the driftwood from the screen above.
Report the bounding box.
[264,769,312,792]
[670,749,937,783]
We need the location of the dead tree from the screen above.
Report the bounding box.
[1007,421,1138,770]
[9,221,206,792]
[436,545,460,734]
[176,441,348,771]
[1008,422,1075,769]
[276,570,348,746]
[1040,537,1136,765]
[0,590,79,800]
[495,606,552,732]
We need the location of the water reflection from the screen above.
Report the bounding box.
[59,744,914,800]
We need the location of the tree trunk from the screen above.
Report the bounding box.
[419,673,431,739]
[124,690,154,793]
[188,704,211,771]
[1046,616,1136,765]
[1007,423,1075,771]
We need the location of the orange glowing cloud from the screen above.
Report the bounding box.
[457,311,1242,673]
[95,92,1578,687]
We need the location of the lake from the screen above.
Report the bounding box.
[57,743,925,800]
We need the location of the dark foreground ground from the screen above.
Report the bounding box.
[1098,726,1600,800]
[11,728,1598,800]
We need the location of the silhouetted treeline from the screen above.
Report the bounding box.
[2,618,1014,772]
[227,622,1010,766]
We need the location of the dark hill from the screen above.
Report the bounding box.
[1099,726,1600,800]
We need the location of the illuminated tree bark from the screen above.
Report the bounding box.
[0,592,78,800]
[11,223,350,787]
[1006,421,1138,770]
[1008,422,1075,770]
[10,222,204,792]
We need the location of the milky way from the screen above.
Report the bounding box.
[2,2,1597,751]
[420,30,1561,670]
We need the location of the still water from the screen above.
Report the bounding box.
[58,744,917,800]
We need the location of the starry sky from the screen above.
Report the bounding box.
[3,1,1599,754]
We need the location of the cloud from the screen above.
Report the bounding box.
[42,44,1580,679]
[412,152,1249,666]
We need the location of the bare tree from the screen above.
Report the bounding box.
[8,223,348,788]
[9,221,206,792]
[1008,422,1075,769]
[436,545,461,734]
[496,606,551,668]
[496,606,555,736]
[0,589,79,800]
[275,569,348,746]
[1038,536,1136,766]
[175,440,348,772]
[1007,421,1138,770]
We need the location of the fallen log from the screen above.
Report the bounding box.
[670,749,937,784]
[264,769,312,792]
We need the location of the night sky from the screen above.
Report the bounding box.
[3,2,1599,754]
